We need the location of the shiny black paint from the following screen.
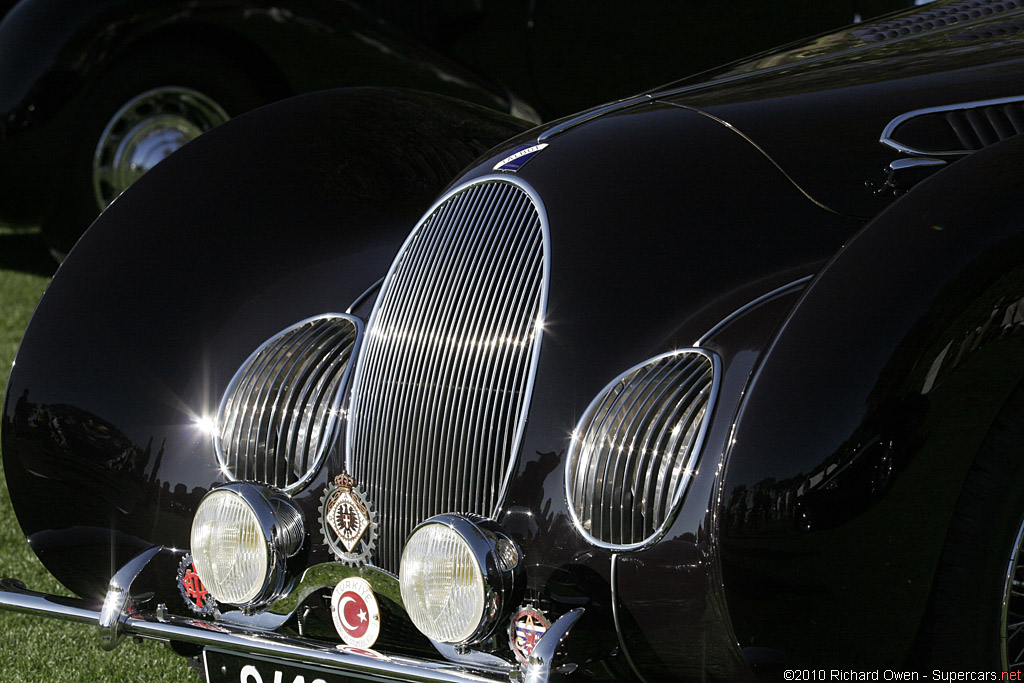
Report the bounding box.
[0,0,920,229]
[395,0,919,118]
[5,4,1024,679]
[0,0,515,227]
[2,87,529,602]
[463,104,862,679]
[719,135,1024,668]
[658,21,1024,219]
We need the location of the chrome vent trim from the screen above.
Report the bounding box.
[348,176,549,572]
[566,350,719,550]
[216,314,361,492]
[881,96,1024,157]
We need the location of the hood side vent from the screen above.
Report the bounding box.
[950,16,1024,39]
[853,0,1024,43]
[881,96,1024,157]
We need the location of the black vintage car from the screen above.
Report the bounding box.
[0,0,914,258]
[3,0,1024,680]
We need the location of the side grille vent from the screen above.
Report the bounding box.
[217,315,360,491]
[348,178,547,572]
[945,103,1024,149]
[566,350,717,549]
[852,0,1024,43]
[881,96,1024,156]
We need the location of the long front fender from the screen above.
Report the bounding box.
[718,134,1024,669]
[1,87,530,604]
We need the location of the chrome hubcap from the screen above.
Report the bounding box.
[1002,515,1024,669]
[92,87,229,210]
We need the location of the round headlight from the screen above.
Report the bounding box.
[190,483,304,609]
[399,515,521,645]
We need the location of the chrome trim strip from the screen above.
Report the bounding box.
[661,102,846,216]
[346,277,385,315]
[0,579,506,683]
[609,556,651,683]
[536,95,652,142]
[880,95,1024,156]
[565,349,721,551]
[695,276,814,346]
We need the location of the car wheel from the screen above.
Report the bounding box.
[916,384,1024,669]
[43,45,268,259]
[91,86,230,213]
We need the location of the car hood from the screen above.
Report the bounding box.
[647,0,1024,218]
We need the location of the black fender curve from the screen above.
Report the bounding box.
[718,135,1024,669]
[1,87,530,601]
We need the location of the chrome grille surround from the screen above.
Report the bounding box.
[566,349,719,550]
[347,176,549,572]
[216,314,362,492]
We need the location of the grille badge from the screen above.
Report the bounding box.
[493,143,548,172]
[320,473,378,566]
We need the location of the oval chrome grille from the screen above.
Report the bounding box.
[566,350,717,549]
[348,178,548,572]
[217,315,361,491]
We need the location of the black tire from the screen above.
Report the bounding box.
[42,43,269,259]
[916,384,1024,669]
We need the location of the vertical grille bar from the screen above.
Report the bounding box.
[348,178,548,572]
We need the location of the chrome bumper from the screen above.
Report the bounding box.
[0,546,583,683]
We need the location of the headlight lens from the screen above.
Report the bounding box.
[190,484,303,608]
[399,515,520,644]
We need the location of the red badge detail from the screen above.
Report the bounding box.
[330,577,380,648]
[510,606,551,664]
[182,567,211,608]
[177,554,218,616]
[338,590,370,639]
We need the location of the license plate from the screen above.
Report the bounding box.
[203,649,351,683]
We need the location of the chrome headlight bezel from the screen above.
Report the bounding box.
[399,514,523,646]
[190,482,305,612]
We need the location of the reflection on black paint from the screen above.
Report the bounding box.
[3,396,208,600]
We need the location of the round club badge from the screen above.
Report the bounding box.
[320,472,378,565]
[509,605,551,664]
[330,577,381,648]
[177,554,218,617]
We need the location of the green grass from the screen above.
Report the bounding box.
[0,228,195,681]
